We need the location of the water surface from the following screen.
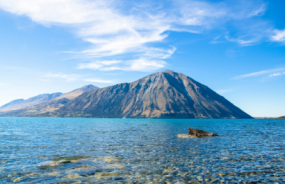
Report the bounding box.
[0,118,285,183]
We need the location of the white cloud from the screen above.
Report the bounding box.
[225,35,262,46]
[128,59,166,72]
[234,68,285,79]
[40,72,113,83]
[174,0,265,27]
[0,83,4,86]
[269,72,285,77]
[224,19,271,46]
[76,46,175,71]
[271,29,285,43]
[0,0,108,24]
[77,58,166,71]
[269,73,281,77]
[0,0,268,71]
[77,60,122,70]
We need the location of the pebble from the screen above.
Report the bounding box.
[114,176,124,180]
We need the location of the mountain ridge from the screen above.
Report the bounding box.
[0,92,63,112]
[0,71,252,119]
[50,70,252,118]
[0,84,99,116]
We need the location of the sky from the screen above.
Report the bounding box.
[0,0,284,117]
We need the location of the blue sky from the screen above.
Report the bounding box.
[0,0,285,117]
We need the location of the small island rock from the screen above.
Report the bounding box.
[176,128,218,138]
[188,128,218,137]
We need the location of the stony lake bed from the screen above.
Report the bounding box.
[0,118,285,183]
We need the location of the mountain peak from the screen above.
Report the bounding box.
[161,70,175,73]
[55,84,99,101]
[79,84,99,92]
[151,70,176,76]
[147,70,187,79]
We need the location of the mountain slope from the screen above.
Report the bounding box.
[51,70,252,118]
[53,84,98,101]
[0,84,99,116]
[0,92,63,112]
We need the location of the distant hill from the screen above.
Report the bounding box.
[279,116,285,119]
[0,92,62,112]
[49,70,251,118]
[0,84,99,116]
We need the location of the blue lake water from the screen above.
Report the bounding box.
[0,118,285,183]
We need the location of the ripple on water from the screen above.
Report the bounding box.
[0,118,285,183]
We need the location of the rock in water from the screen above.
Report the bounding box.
[176,128,218,138]
[188,128,218,137]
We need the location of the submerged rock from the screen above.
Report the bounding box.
[38,161,60,167]
[38,155,88,167]
[176,128,218,138]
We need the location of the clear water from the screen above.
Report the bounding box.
[0,118,285,183]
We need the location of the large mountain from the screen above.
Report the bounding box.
[0,71,252,118]
[0,84,99,116]
[48,70,251,118]
[0,92,62,112]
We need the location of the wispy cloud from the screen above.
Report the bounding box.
[42,72,80,82]
[271,29,285,43]
[1,66,27,70]
[0,0,268,71]
[233,68,285,79]
[225,35,262,46]
[40,72,113,83]
[83,78,113,83]
[77,60,122,71]
[215,89,233,94]
[224,19,271,46]
[269,72,285,77]
[77,58,168,72]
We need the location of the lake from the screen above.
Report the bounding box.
[0,118,285,183]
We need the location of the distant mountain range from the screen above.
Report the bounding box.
[280,116,285,119]
[0,71,252,119]
[0,92,62,112]
[0,85,98,116]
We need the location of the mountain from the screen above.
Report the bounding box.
[0,92,63,112]
[0,72,252,118]
[279,116,285,119]
[0,84,99,116]
[53,84,98,101]
[48,70,252,119]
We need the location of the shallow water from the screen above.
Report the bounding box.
[0,118,285,183]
